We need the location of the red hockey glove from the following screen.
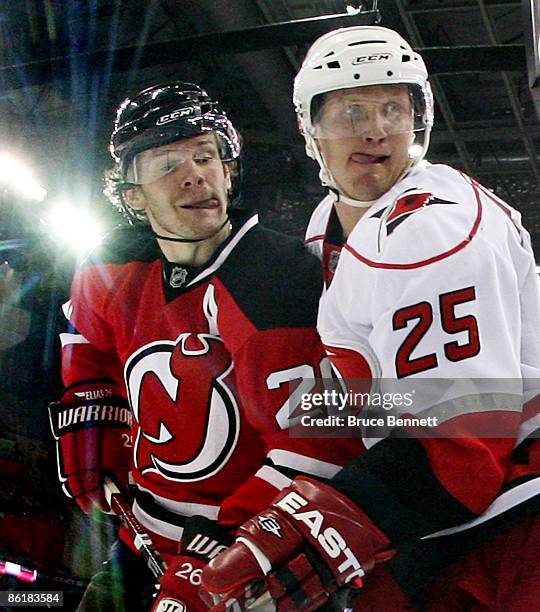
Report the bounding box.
[152,516,233,612]
[201,477,395,611]
[48,381,132,514]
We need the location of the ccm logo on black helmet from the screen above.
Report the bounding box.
[352,53,391,64]
[156,108,191,126]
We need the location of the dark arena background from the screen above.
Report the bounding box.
[0,0,539,608]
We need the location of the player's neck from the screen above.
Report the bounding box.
[334,201,370,239]
[155,223,231,266]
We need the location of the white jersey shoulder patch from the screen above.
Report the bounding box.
[347,164,482,269]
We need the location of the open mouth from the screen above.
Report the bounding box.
[180,198,219,210]
[351,153,389,164]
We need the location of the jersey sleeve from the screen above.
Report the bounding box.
[215,237,362,527]
[318,169,540,543]
[60,262,125,394]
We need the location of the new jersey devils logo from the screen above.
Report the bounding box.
[125,333,240,482]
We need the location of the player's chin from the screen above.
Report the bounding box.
[346,185,382,203]
[191,218,226,237]
[346,163,385,186]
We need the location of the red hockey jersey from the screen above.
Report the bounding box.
[59,210,360,554]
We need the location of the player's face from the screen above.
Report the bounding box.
[134,134,231,240]
[315,84,414,201]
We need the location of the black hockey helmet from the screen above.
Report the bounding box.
[110,82,242,181]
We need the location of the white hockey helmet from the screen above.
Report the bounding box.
[293,26,434,196]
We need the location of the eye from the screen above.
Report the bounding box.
[384,102,405,117]
[345,104,368,121]
[193,152,217,163]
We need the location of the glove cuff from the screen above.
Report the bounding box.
[49,381,131,439]
[291,476,390,546]
[237,475,394,587]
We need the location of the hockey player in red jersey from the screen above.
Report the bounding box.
[48,82,360,611]
[201,27,540,610]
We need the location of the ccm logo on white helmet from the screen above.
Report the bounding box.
[276,492,364,582]
[352,53,392,64]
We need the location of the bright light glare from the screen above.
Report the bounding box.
[46,204,104,252]
[0,153,47,201]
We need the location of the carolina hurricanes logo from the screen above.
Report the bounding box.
[125,333,240,482]
[382,189,458,236]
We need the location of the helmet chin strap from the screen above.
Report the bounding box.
[153,215,230,243]
[317,157,376,209]
[328,187,376,208]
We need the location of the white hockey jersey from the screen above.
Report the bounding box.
[319,162,540,542]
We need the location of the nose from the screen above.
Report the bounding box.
[361,110,388,142]
[176,159,205,189]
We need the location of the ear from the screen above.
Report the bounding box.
[123,187,147,211]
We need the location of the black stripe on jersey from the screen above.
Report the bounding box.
[330,436,476,542]
[133,489,188,528]
[219,225,323,329]
[511,435,539,465]
[263,457,330,485]
[263,457,300,482]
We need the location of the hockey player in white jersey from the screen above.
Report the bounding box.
[201,26,540,610]
[303,26,435,287]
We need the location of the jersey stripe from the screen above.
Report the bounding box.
[267,449,342,479]
[186,213,259,288]
[132,501,185,542]
[133,483,219,519]
[422,476,540,539]
[255,464,292,490]
[59,333,90,347]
